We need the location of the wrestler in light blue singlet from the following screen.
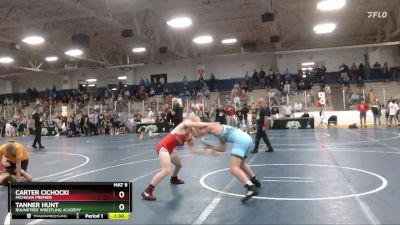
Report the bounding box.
[216,125,253,159]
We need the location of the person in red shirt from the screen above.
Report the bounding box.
[357,99,370,128]
[224,102,236,127]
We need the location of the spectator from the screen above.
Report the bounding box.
[325,85,331,105]
[294,101,303,112]
[357,99,369,128]
[382,62,390,81]
[147,108,155,122]
[283,103,293,118]
[239,89,248,104]
[358,63,365,80]
[183,75,189,90]
[258,68,266,88]
[350,63,358,81]
[224,102,236,127]
[367,90,376,104]
[244,72,250,90]
[144,79,151,93]
[270,102,279,118]
[215,106,226,124]
[171,98,183,127]
[373,61,381,68]
[387,99,399,127]
[209,73,216,91]
[356,76,364,87]
[252,69,258,89]
[284,68,291,83]
[371,99,383,127]
[351,92,360,105]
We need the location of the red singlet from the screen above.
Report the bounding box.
[156,133,191,154]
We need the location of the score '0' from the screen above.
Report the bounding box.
[119,191,125,198]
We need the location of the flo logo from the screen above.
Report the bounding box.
[286,121,301,129]
[367,11,388,19]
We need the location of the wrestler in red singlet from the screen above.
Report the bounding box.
[141,118,203,201]
[156,133,191,154]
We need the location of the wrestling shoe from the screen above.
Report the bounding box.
[170,176,185,185]
[251,177,261,188]
[141,191,156,201]
[241,184,259,203]
[266,148,274,152]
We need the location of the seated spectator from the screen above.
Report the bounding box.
[283,103,293,118]
[357,76,364,87]
[270,102,279,118]
[149,87,155,97]
[351,92,361,104]
[239,89,248,103]
[373,61,381,68]
[240,81,248,91]
[294,101,303,112]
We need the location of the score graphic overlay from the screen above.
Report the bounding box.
[8,182,131,220]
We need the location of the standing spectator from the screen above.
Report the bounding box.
[358,63,365,80]
[244,72,250,90]
[224,102,236,127]
[357,99,369,128]
[252,69,258,89]
[209,73,216,91]
[183,75,189,90]
[251,98,274,153]
[147,108,155,122]
[350,63,358,81]
[258,69,266,88]
[382,62,390,81]
[325,85,332,106]
[367,90,376,104]
[387,100,399,127]
[32,110,44,149]
[171,98,183,127]
[371,99,383,127]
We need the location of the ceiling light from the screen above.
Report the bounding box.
[193,35,213,44]
[301,62,315,66]
[86,79,97,83]
[82,84,86,87]
[112,88,117,91]
[88,84,96,87]
[167,17,192,28]
[22,35,45,45]
[313,23,336,34]
[307,67,313,70]
[221,38,237,44]
[118,76,127,80]
[45,56,58,62]
[64,49,83,56]
[132,47,146,53]
[0,57,14,64]
[317,0,346,11]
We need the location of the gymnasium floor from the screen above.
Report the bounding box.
[1,128,400,225]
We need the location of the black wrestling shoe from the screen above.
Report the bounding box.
[170,176,185,185]
[251,177,261,188]
[266,148,274,152]
[39,146,45,149]
[32,145,37,149]
[241,184,259,203]
[250,149,258,154]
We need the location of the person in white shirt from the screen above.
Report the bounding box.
[294,101,303,112]
[324,85,331,105]
[283,104,293,118]
[387,100,399,127]
[148,108,155,122]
